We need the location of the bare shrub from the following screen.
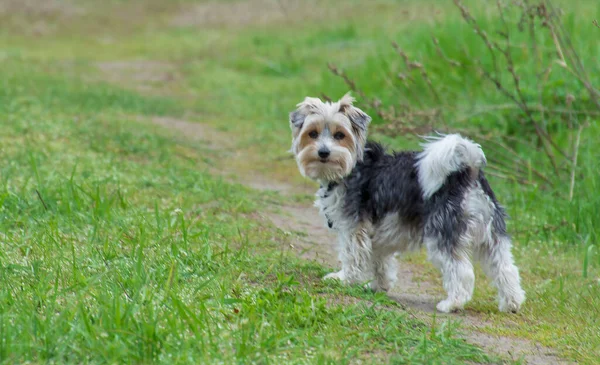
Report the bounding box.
[326,0,599,198]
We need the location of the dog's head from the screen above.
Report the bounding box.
[289,93,371,183]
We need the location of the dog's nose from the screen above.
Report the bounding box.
[318,148,330,159]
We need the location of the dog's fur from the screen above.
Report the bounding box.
[289,93,525,313]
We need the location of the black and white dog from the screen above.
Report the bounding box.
[289,93,525,313]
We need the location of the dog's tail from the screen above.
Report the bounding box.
[416,133,486,199]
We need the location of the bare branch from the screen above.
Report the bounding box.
[323,0,597,196]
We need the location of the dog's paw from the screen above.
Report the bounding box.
[368,281,390,293]
[498,296,524,313]
[323,270,345,282]
[436,299,463,313]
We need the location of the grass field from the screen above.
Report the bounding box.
[0,59,499,364]
[1,0,599,364]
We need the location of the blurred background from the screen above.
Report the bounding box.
[1,0,599,363]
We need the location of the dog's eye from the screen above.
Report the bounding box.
[334,132,345,140]
[308,131,319,139]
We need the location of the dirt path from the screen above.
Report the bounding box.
[149,116,571,365]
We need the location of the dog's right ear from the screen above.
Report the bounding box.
[289,110,306,139]
[289,97,321,138]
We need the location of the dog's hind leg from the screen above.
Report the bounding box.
[475,234,525,312]
[426,236,475,313]
[370,250,398,292]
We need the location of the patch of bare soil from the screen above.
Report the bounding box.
[169,0,444,29]
[0,0,82,17]
[151,116,233,149]
[96,61,178,93]
[0,0,83,36]
[149,116,572,365]
[149,116,309,195]
[170,0,325,28]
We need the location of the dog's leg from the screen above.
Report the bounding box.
[426,237,474,313]
[324,224,373,284]
[476,235,525,313]
[370,251,398,292]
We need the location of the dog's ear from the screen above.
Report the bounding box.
[338,92,371,132]
[289,110,305,138]
[289,97,322,138]
[338,92,372,160]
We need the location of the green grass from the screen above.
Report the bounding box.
[1,0,599,363]
[0,58,499,363]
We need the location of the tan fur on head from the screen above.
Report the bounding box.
[288,92,372,183]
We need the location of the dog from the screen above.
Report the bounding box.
[288,93,525,313]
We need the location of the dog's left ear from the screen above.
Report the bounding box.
[338,92,371,132]
[338,92,372,160]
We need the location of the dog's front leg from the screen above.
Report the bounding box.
[324,224,373,284]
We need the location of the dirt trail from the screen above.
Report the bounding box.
[149,116,571,365]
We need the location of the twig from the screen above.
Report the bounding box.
[465,130,554,186]
[500,1,567,173]
[485,170,537,186]
[546,1,600,110]
[456,103,600,121]
[537,65,553,131]
[432,37,461,67]
[320,93,332,103]
[486,164,533,183]
[418,67,448,128]
[477,66,562,174]
[453,0,499,76]
[324,0,597,195]
[36,189,48,211]
[455,0,580,178]
[391,42,413,74]
[328,63,365,99]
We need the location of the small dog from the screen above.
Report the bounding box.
[288,93,525,313]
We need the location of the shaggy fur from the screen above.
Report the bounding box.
[289,93,525,313]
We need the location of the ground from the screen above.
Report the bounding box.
[1,0,599,364]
